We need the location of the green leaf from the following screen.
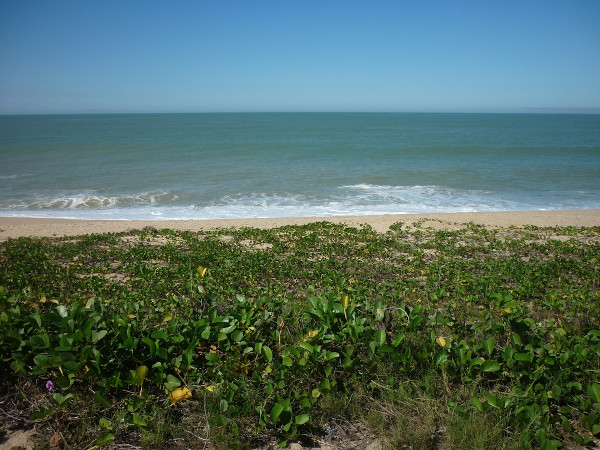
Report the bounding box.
[142,337,156,358]
[52,393,74,406]
[472,397,483,412]
[502,346,515,362]
[220,324,237,334]
[482,359,501,372]
[319,379,331,393]
[369,341,377,354]
[132,413,147,427]
[220,399,229,412]
[391,333,405,347]
[30,333,50,348]
[33,354,49,367]
[271,403,284,423]
[486,395,500,408]
[295,414,310,425]
[262,345,273,363]
[374,330,386,346]
[280,410,293,426]
[540,438,561,449]
[512,333,522,346]
[324,351,339,361]
[164,374,181,391]
[231,330,244,342]
[298,342,313,353]
[99,417,112,430]
[96,432,115,445]
[30,311,42,327]
[482,337,495,356]
[282,356,293,367]
[470,357,484,367]
[94,391,110,408]
[435,350,449,366]
[514,352,533,362]
[588,383,600,403]
[342,356,355,370]
[29,408,53,421]
[205,352,221,363]
[91,329,108,343]
[151,330,169,341]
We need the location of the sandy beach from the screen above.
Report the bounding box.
[1,209,598,241]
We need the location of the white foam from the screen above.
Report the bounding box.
[0,173,33,180]
[0,184,595,221]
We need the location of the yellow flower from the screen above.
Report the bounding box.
[304,330,319,341]
[169,387,192,404]
[197,266,207,278]
[436,337,447,348]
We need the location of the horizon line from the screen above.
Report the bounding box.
[2,107,600,116]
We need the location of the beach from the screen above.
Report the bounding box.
[2,208,599,449]
[1,209,598,241]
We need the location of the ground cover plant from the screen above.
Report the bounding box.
[0,220,599,449]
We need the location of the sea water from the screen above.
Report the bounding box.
[1,113,599,220]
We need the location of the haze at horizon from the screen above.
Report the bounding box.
[1,1,599,115]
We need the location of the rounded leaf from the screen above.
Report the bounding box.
[271,403,284,423]
[588,383,600,403]
[262,345,273,363]
[295,414,310,425]
[481,359,501,372]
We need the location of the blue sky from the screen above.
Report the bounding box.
[1,1,599,114]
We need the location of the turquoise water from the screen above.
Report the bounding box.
[1,113,599,219]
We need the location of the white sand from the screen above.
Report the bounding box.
[1,210,598,241]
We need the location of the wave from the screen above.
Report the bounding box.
[0,191,178,211]
[0,184,545,220]
[0,173,33,180]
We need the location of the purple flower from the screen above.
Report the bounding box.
[46,380,53,391]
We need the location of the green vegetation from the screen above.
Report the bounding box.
[1,221,599,449]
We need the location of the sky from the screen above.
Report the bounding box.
[1,1,599,114]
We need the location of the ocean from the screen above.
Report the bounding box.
[1,113,599,220]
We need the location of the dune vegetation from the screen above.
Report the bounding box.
[1,221,599,449]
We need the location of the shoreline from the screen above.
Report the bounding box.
[1,209,599,241]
